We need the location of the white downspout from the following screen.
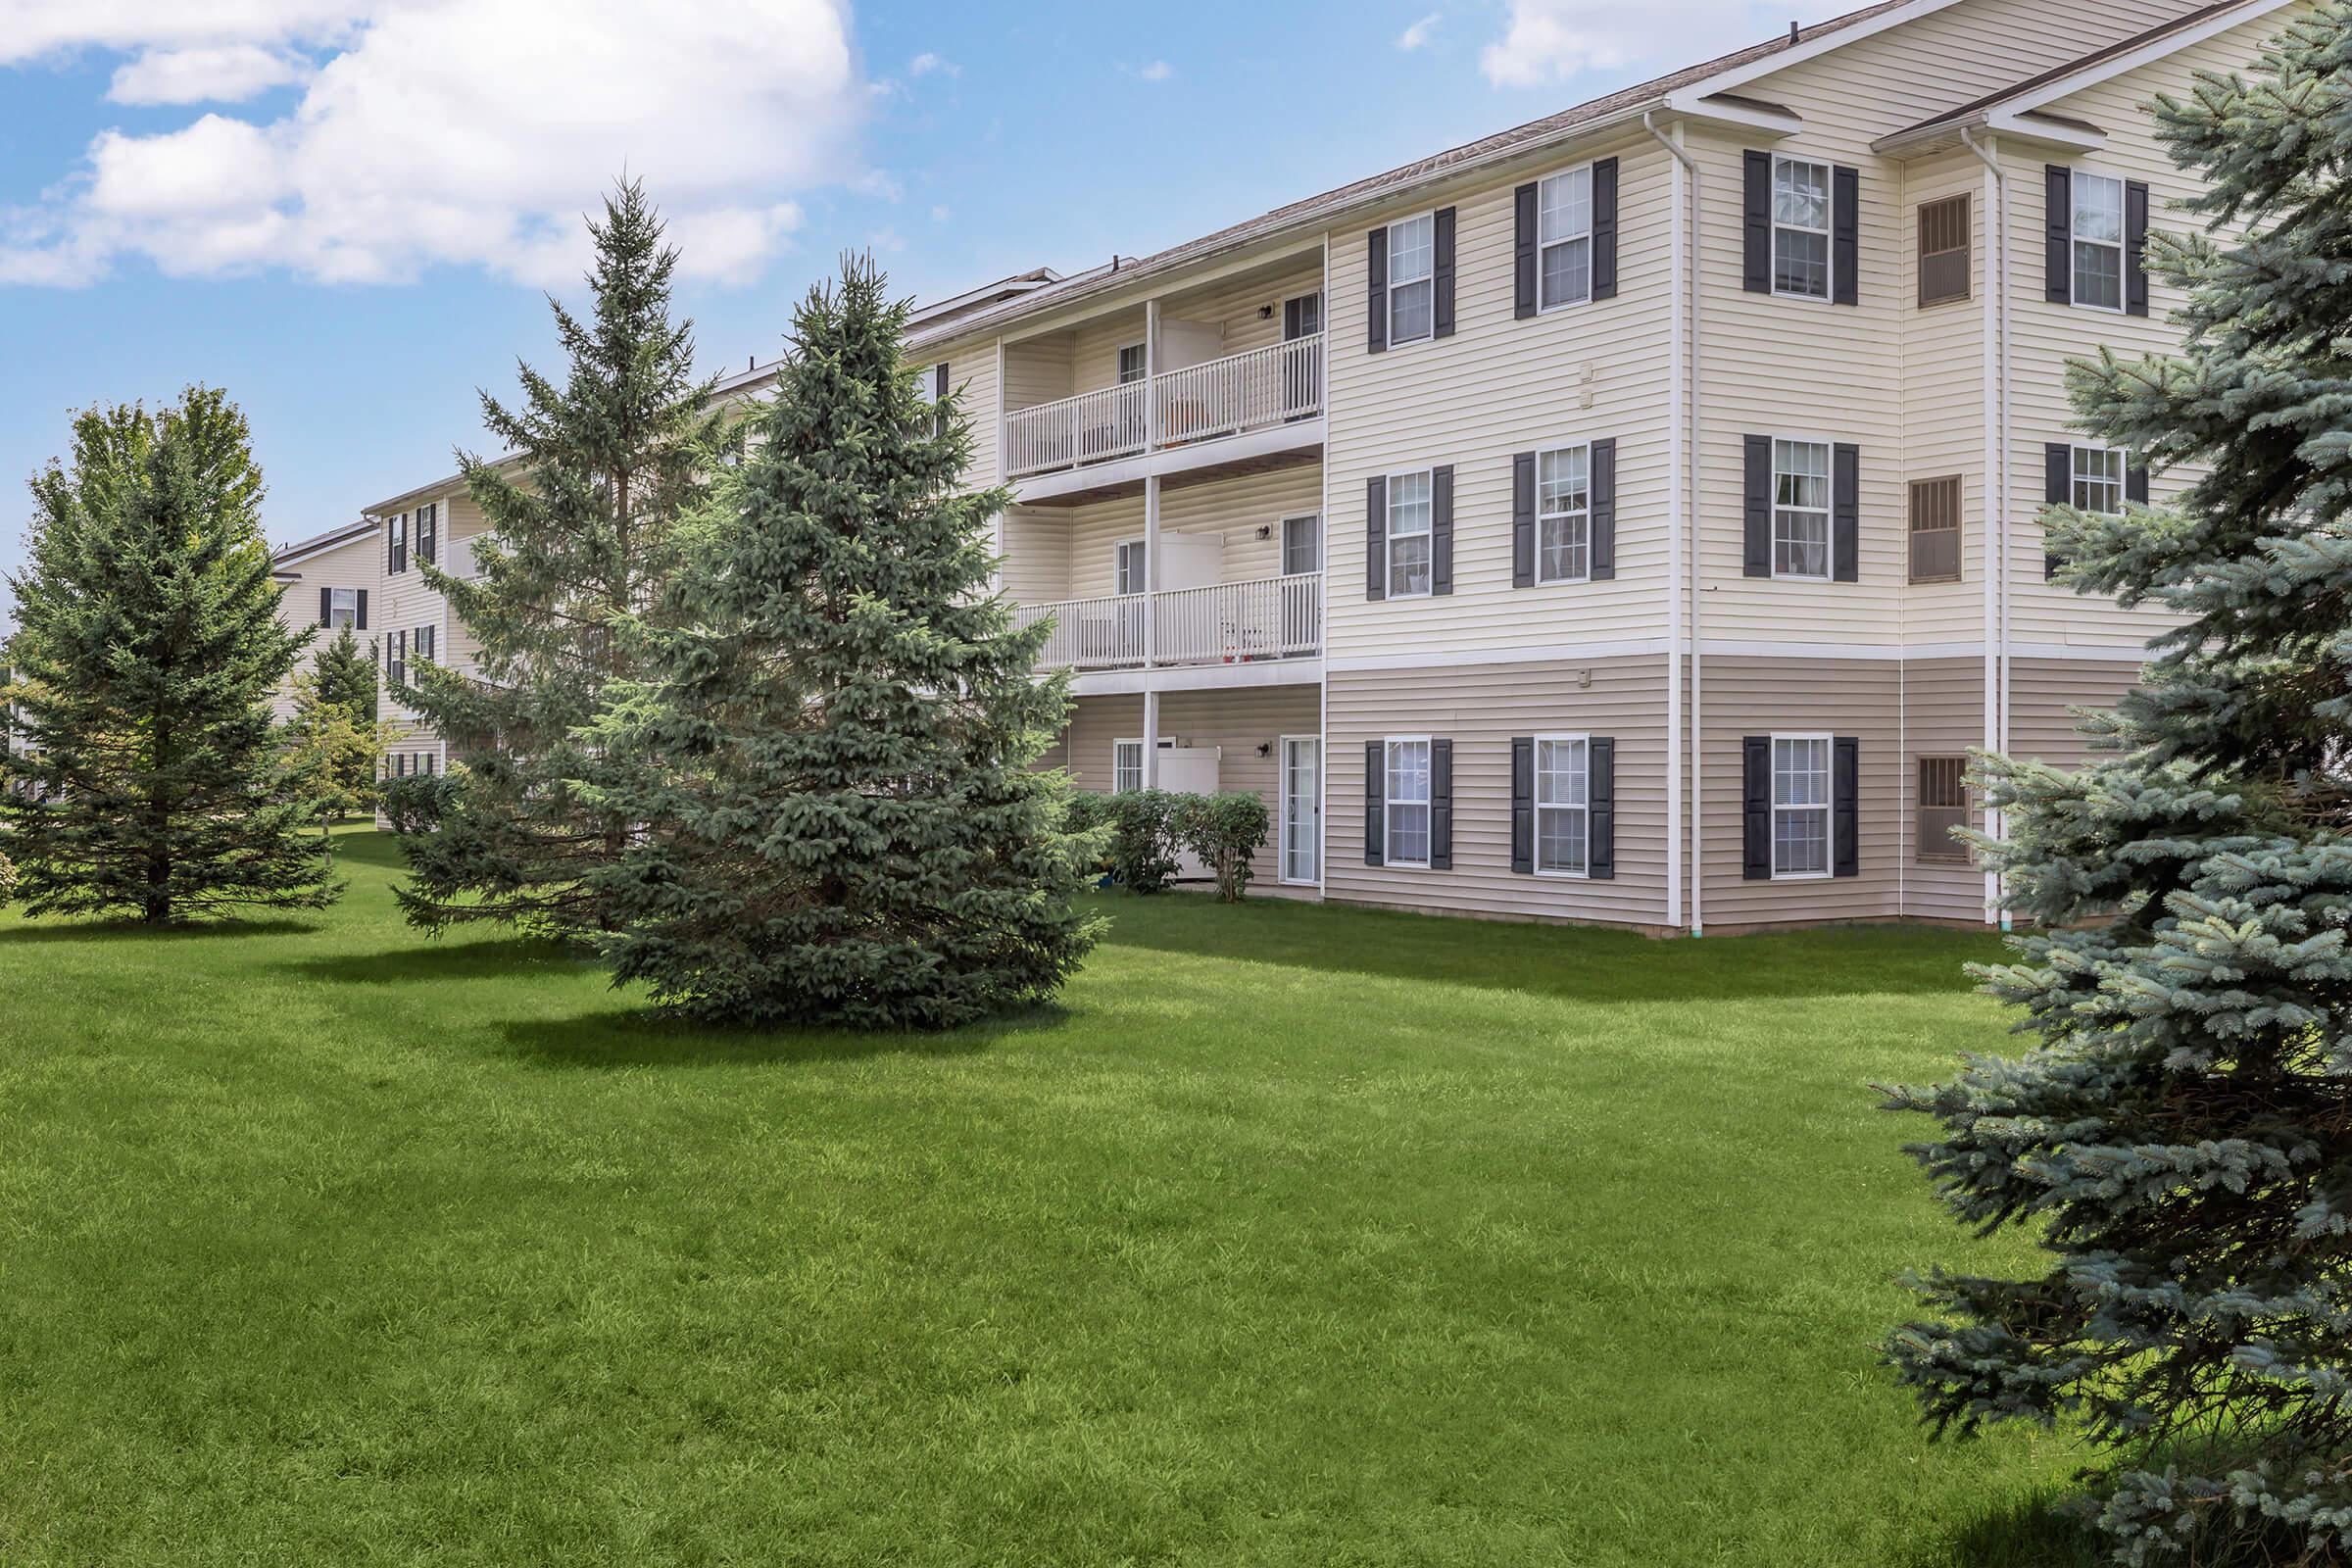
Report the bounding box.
[1645,111,1703,938]
[1960,126,2009,931]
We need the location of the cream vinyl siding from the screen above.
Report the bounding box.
[999,507,1072,605]
[1996,9,2294,650]
[374,495,458,723]
[1697,657,1905,927]
[1897,151,1991,645]
[270,530,384,721]
[1053,466,1323,602]
[1001,334,1073,416]
[1325,658,1668,928]
[942,345,1001,488]
[1740,0,2215,137]
[1899,657,1988,920]
[1325,130,1672,659]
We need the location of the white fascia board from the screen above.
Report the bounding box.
[2001,0,2294,118]
[1662,90,1802,136]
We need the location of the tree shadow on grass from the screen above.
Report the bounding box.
[276,936,596,986]
[1916,1492,2102,1568]
[496,999,1071,1071]
[1089,891,2015,1006]
[0,915,325,946]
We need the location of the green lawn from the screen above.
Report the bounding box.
[1,829,2100,1566]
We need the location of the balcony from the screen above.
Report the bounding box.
[1014,571,1323,676]
[1004,335,1325,482]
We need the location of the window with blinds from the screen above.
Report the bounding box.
[1909,475,1962,583]
[1917,756,1971,864]
[1917,194,1971,307]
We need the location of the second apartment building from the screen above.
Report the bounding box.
[323,0,2297,935]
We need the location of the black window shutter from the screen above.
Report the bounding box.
[1365,475,1388,601]
[1513,183,1538,319]
[1742,150,1772,293]
[1592,158,1619,301]
[934,363,950,399]
[1833,737,1860,879]
[386,519,397,575]
[2045,166,2072,304]
[2125,180,2150,317]
[1832,165,1859,307]
[1743,434,1773,577]
[318,586,331,626]
[1432,207,1456,339]
[422,504,436,565]
[1366,226,1389,355]
[1832,442,1859,583]
[2044,442,2070,579]
[1364,742,1385,865]
[355,589,367,630]
[1589,737,1616,880]
[1510,737,1534,873]
[2127,461,2150,506]
[1429,739,1453,870]
[1510,452,1536,588]
[1431,465,1454,596]
[1742,737,1772,880]
[1591,439,1617,580]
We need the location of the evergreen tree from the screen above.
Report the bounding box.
[1884,10,2352,1559]
[282,668,390,852]
[394,177,727,937]
[574,257,1101,1028]
[313,625,378,725]
[0,390,335,922]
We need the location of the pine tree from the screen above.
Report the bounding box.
[1884,9,2352,1559]
[313,625,378,725]
[394,177,727,938]
[574,257,1101,1028]
[0,390,336,923]
[282,668,390,850]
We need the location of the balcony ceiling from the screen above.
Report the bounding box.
[1010,436,1324,510]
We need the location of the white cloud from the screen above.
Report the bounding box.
[1481,0,1762,87]
[1138,59,1173,81]
[852,169,903,201]
[108,44,308,104]
[929,204,949,222]
[1,0,865,288]
[1396,13,1441,51]
[906,51,956,77]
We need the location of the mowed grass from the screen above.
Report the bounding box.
[0,829,2101,1567]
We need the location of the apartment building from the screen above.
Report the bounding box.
[300,0,2301,934]
[268,516,381,723]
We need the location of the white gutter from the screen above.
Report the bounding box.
[1645,111,1703,938]
[1961,126,2011,932]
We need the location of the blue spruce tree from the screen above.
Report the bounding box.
[1884,8,2352,1560]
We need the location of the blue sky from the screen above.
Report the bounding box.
[0,0,1794,613]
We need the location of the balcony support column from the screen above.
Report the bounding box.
[1144,297,1160,456]
[1143,688,1161,791]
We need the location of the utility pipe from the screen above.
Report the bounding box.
[1961,126,2011,931]
[1645,111,1703,938]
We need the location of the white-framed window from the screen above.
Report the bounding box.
[388,511,407,573]
[1284,291,1322,340]
[1538,165,1593,310]
[1281,514,1321,576]
[1773,156,1832,300]
[1386,469,1433,599]
[1772,734,1833,879]
[415,501,437,566]
[1117,343,1148,385]
[1114,539,1147,596]
[326,587,358,629]
[1773,438,1833,580]
[413,623,436,664]
[2071,445,2126,514]
[1388,213,1436,346]
[2071,171,2125,312]
[1534,734,1591,877]
[1384,737,1432,868]
[1112,739,1144,794]
[1537,443,1592,584]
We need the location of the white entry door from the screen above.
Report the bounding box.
[1281,737,1320,885]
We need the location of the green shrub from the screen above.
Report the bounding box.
[1170,791,1269,903]
[1102,789,1180,894]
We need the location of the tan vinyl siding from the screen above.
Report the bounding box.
[945,346,1000,488]
[2009,656,2138,766]
[1324,130,1673,659]
[1898,657,1987,921]
[1898,150,1991,645]
[270,530,383,721]
[1000,507,1072,605]
[1325,657,1668,928]
[1002,334,1073,414]
[1697,657,1905,927]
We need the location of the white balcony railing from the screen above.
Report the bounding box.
[1004,334,1324,480]
[1014,572,1322,674]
